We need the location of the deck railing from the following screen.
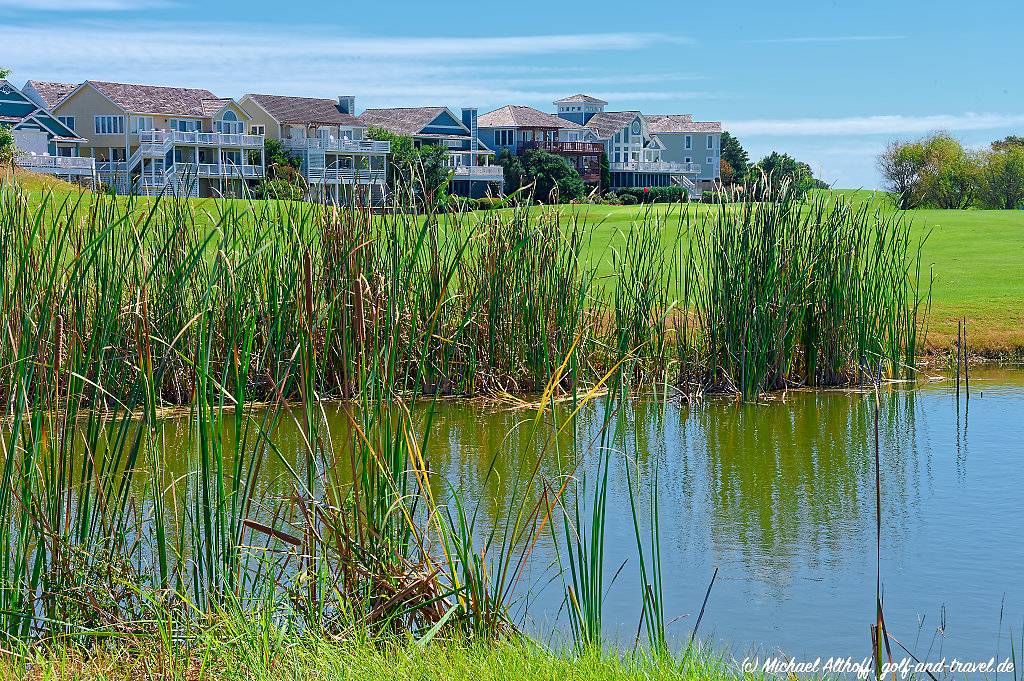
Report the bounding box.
[287,138,391,154]
[609,161,700,174]
[139,130,264,148]
[518,140,604,154]
[16,155,95,175]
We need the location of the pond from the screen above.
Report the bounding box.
[150,367,1023,661]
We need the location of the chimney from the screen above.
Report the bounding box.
[462,108,478,165]
[338,96,355,115]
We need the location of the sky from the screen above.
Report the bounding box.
[2,0,1021,188]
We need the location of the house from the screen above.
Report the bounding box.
[41,80,264,197]
[553,94,718,195]
[240,93,389,203]
[1,79,93,181]
[646,115,722,192]
[357,106,503,198]
[477,104,604,188]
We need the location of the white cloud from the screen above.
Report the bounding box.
[725,113,1024,136]
[0,0,162,9]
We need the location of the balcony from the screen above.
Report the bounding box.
[609,160,700,174]
[452,165,504,182]
[307,167,387,185]
[286,137,391,154]
[179,162,264,179]
[138,130,264,148]
[518,140,605,155]
[16,154,95,176]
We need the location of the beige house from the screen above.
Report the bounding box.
[240,93,388,202]
[36,80,264,197]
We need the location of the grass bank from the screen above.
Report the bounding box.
[5,625,755,681]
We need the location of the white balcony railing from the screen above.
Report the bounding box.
[308,168,387,185]
[287,137,391,154]
[16,155,95,176]
[138,129,264,148]
[179,163,264,179]
[452,165,505,181]
[609,161,700,174]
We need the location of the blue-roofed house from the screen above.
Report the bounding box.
[358,105,503,198]
[1,79,93,181]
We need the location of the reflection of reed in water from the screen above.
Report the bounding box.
[691,391,920,587]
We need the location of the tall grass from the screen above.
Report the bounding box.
[0,174,928,661]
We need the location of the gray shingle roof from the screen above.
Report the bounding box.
[24,80,77,108]
[646,114,721,133]
[358,107,456,136]
[554,94,608,105]
[478,105,579,129]
[85,80,226,117]
[245,93,362,126]
[584,111,641,139]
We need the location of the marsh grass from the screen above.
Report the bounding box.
[0,174,928,669]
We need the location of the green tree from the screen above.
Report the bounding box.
[497,149,525,194]
[992,135,1024,151]
[518,149,584,202]
[367,126,416,188]
[720,131,749,183]
[919,133,979,209]
[978,145,1024,209]
[263,137,300,178]
[878,139,928,209]
[0,67,10,80]
[0,125,15,171]
[600,151,611,192]
[415,144,453,205]
[749,151,825,199]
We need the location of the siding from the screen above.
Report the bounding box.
[52,85,127,155]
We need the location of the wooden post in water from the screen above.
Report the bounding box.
[963,316,970,401]
[955,319,962,401]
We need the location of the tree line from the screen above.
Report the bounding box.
[878,133,1024,210]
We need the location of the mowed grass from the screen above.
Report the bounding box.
[14,170,1023,352]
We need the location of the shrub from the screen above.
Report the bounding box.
[474,197,506,211]
[255,178,304,201]
[701,190,718,204]
[619,193,638,205]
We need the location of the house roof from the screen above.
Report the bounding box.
[554,94,608,105]
[478,105,579,129]
[359,107,461,136]
[84,80,225,117]
[24,80,77,108]
[646,114,722,133]
[244,93,362,126]
[584,111,641,139]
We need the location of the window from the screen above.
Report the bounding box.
[495,129,514,146]
[216,110,243,134]
[58,116,75,132]
[130,116,154,133]
[706,157,714,165]
[110,147,126,162]
[684,135,692,149]
[685,157,692,163]
[249,125,265,136]
[707,136,713,149]
[170,119,199,132]
[56,146,73,157]
[94,116,125,135]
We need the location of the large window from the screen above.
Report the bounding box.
[58,116,75,132]
[170,118,199,132]
[495,129,514,146]
[131,116,154,133]
[94,116,125,135]
[216,110,244,134]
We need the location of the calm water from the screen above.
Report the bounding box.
[158,368,1024,661]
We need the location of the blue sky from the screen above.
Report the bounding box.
[3,0,1021,187]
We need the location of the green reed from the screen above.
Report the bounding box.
[0,172,929,659]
